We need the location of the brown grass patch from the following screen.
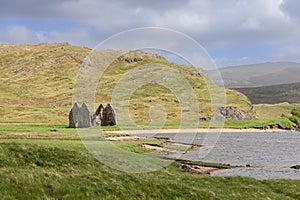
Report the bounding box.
[0,132,78,139]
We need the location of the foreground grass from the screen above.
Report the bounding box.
[0,124,300,199]
[1,143,300,199]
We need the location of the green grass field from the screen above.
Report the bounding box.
[1,43,300,199]
[0,124,300,199]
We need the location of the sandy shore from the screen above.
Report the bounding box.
[105,128,291,135]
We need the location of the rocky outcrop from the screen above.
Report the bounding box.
[123,50,165,63]
[69,102,91,128]
[124,56,143,63]
[212,106,256,121]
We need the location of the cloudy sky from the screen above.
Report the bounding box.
[0,0,299,67]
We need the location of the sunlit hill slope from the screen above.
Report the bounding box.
[0,43,252,124]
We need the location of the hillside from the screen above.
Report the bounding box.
[235,82,300,104]
[208,62,300,88]
[0,43,253,124]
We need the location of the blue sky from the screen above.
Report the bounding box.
[0,0,300,67]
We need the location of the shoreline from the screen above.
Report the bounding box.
[105,128,293,135]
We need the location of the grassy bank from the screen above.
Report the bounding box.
[0,143,300,199]
[222,102,300,129]
[1,143,300,199]
[224,118,294,129]
[0,124,300,199]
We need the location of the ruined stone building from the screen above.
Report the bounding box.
[101,104,117,126]
[69,103,116,128]
[91,104,104,126]
[80,103,92,127]
[69,102,91,128]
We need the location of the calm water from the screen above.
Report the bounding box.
[136,131,300,180]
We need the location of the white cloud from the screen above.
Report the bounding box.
[1,0,297,45]
[241,18,261,30]
[1,0,300,65]
[0,25,43,44]
[154,11,209,33]
[48,27,101,47]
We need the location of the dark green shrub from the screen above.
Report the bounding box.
[289,109,300,127]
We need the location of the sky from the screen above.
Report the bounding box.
[0,0,300,67]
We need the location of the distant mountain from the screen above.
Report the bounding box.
[234,82,300,104]
[207,62,300,104]
[208,62,300,88]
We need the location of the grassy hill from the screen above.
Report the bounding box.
[0,43,252,125]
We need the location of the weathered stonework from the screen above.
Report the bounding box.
[69,103,81,128]
[69,102,91,128]
[91,104,104,126]
[80,103,91,127]
[69,103,117,128]
[101,104,117,126]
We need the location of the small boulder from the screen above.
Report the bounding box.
[179,164,193,172]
